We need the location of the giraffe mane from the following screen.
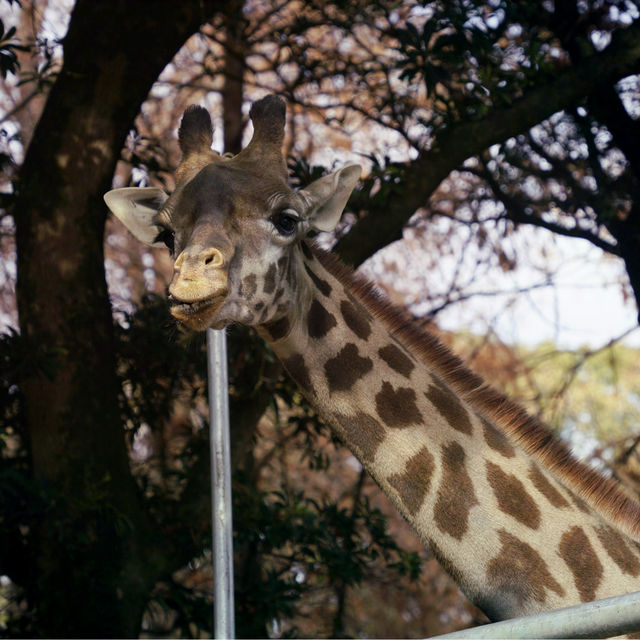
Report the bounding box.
[312,243,640,541]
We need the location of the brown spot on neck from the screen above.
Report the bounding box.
[324,343,373,392]
[485,529,564,619]
[304,262,332,297]
[262,315,290,341]
[433,441,479,540]
[307,298,337,339]
[425,379,473,435]
[481,418,515,458]
[559,526,603,602]
[528,463,570,509]
[282,353,312,393]
[486,461,541,529]
[375,382,423,428]
[300,240,314,261]
[388,446,435,516]
[568,492,592,514]
[594,524,640,577]
[340,298,372,340]
[378,343,415,378]
[331,411,386,464]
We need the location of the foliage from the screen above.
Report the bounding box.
[0,17,29,78]
[233,482,421,637]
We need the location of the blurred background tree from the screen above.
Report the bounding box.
[1,0,639,637]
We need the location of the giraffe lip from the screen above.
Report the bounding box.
[169,293,227,328]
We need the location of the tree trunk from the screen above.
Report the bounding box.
[222,0,247,157]
[13,1,220,636]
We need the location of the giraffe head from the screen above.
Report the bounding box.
[104,96,361,331]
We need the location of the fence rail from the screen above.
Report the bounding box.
[431,590,640,639]
[207,328,235,639]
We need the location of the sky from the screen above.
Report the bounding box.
[361,219,639,351]
[435,234,640,350]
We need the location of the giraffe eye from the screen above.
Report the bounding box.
[154,226,175,254]
[271,210,300,237]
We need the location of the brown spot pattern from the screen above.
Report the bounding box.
[486,461,541,529]
[486,529,564,612]
[332,411,386,464]
[263,263,277,294]
[425,379,473,435]
[481,418,515,458]
[304,263,332,297]
[324,343,373,392]
[559,526,603,602]
[390,334,417,362]
[378,344,415,378]
[433,441,479,539]
[388,446,435,516]
[240,273,257,300]
[568,492,591,514]
[594,524,640,577]
[262,315,290,341]
[528,463,570,509]
[301,241,313,260]
[307,299,337,339]
[375,382,423,428]
[282,353,312,393]
[340,298,372,340]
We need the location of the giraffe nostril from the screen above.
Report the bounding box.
[202,248,223,267]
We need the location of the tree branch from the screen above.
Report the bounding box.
[335,20,640,266]
[474,163,621,256]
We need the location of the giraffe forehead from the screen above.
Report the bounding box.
[168,162,297,230]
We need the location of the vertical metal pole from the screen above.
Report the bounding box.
[206,328,235,639]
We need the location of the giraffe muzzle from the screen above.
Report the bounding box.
[169,291,228,330]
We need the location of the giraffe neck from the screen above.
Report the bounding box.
[257,243,640,620]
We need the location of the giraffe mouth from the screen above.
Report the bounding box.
[169,293,228,330]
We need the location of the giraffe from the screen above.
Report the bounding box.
[105,95,640,624]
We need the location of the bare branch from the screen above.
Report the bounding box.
[335,20,640,266]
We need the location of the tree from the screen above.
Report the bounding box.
[7,1,223,636]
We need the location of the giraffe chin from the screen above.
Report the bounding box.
[170,295,227,332]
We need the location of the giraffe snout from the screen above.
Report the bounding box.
[169,246,229,305]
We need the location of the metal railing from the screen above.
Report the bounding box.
[431,590,640,639]
[207,328,235,639]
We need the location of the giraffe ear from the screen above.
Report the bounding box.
[301,164,361,232]
[104,187,169,246]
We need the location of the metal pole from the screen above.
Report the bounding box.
[206,328,235,639]
[431,590,640,639]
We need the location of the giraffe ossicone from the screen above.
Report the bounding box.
[105,95,640,623]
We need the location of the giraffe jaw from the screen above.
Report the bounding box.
[169,294,228,331]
